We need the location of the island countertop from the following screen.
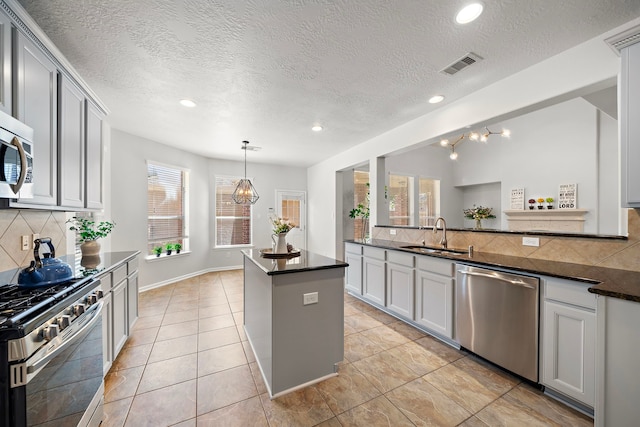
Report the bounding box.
[346,239,640,303]
[241,249,348,275]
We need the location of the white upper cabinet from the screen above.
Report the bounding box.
[621,39,640,207]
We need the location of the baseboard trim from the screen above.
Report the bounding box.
[139,265,243,292]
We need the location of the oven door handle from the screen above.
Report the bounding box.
[9,136,28,194]
[26,301,104,374]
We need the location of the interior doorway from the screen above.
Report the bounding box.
[275,190,306,250]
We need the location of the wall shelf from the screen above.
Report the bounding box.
[504,209,589,233]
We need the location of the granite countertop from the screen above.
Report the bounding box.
[242,249,348,276]
[347,239,640,303]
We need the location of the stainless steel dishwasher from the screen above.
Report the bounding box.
[455,264,540,382]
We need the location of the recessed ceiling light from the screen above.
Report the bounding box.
[180,99,196,108]
[456,3,484,24]
[311,125,323,132]
[429,95,445,104]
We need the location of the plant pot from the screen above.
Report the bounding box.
[529,206,534,210]
[176,249,181,254]
[547,205,553,209]
[537,205,544,209]
[80,240,100,257]
[166,250,172,255]
[156,253,161,257]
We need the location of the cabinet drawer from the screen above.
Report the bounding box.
[112,264,127,286]
[128,257,139,274]
[387,250,414,267]
[99,272,112,292]
[417,256,454,277]
[345,243,363,255]
[363,246,386,261]
[544,277,596,310]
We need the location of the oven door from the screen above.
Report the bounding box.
[10,301,104,426]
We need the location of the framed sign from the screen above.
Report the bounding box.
[510,188,525,210]
[558,183,577,209]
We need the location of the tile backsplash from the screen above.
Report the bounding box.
[373,208,640,272]
[0,210,69,274]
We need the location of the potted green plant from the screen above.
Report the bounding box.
[165,243,174,255]
[546,197,554,209]
[67,216,115,256]
[349,183,370,241]
[174,243,182,254]
[153,246,163,257]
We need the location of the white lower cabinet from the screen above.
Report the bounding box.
[414,257,455,339]
[386,251,414,319]
[100,282,113,375]
[112,277,128,357]
[344,243,363,294]
[362,247,386,305]
[541,276,596,408]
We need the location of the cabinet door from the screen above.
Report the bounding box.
[14,30,58,205]
[415,270,454,338]
[0,9,11,115]
[127,271,139,331]
[542,300,595,406]
[85,100,104,209]
[58,74,85,207]
[621,42,640,207]
[101,290,113,376]
[363,257,385,306]
[386,263,414,319]
[112,278,128,358]
[345,253,362,294]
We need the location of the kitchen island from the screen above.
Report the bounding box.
[242,249,348,398]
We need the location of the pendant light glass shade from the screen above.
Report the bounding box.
[232,141,259,204]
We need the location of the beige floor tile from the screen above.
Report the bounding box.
[260,386,335,426]
[197,396,268,427]
[198,303,232,319]
[229,300,244,313]
[344,312,385,332]
[110,344,153,371]
[148,335,198,363]
[337,395,414,427]
[242,340,256,363]
[423,356,519,413]
[386,377,472,426]
[131,314,163,331]
[198,313,236,332]
[504,383,593,426]
[475,395,566,427]
[344,332,385,362]
[165,299,198,314]
[249,361,268,395]
[386,320,427,340]
[123,326,159,348]
[353,351,420,393]
[415,335,466,363]
[136,304,166,317]
[197,342,247,377]
[161,309,199,325]
[459,415,490,426]
[156,320,198,342]
[104,366,144,403]
[137,353,197,394]
[198,295,229,307]
[198,325,240,351]
[124,380,196,426]
[364,309,398,325]
[315,418,343,427]
[386,341,450,376]
[196,365,257,415]
[102,397,133,427]
[359,325,411,350]
[171,419,196,427]
[315,363,381,415]
[344,304,361,316]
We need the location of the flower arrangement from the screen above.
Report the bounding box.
[67,216,115,242]
[463,205,496,220]
[270,215,295,234]
[537,197,545,209]
[528,199,536,210]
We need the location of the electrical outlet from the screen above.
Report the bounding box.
[390,229,397,235]
[522,237,540,247]
[32,233,40,244]
[21,235,29,251]
[303,292,318,305]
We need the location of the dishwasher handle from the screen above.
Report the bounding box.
[457,269,537,289]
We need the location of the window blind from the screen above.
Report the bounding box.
[215,176,252,246]
[148,162,187,253]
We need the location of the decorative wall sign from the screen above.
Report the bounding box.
[558,183,577,209]
[510,188,525,210]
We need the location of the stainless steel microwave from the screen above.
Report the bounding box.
[0,110,33,199]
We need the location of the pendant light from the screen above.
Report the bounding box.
[232,140,260,204]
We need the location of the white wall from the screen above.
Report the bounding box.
[110,129,306,288]
[308,19,636,257]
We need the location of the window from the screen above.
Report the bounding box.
[147,162,188,256]
[353,170,369,240]
[388,174,414,226]
[215,176,252,246]
[419,178,440,227]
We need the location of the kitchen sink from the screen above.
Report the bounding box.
[400,245,468,256]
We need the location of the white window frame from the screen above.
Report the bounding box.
[146,160,190,258]
[214,174,254,248]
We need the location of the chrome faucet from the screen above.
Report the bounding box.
[433,217,447,249]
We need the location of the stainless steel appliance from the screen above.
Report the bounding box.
[0,275,104,426]
[0,110,33,199]
[455,264,540,382]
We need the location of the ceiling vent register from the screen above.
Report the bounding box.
[440,52,483,76]
[605,25,640,52]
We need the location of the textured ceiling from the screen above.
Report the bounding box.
[16,0,640,167]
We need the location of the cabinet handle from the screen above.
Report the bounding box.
[9,136,28,194]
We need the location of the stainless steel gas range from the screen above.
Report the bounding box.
[0,276,105,427]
